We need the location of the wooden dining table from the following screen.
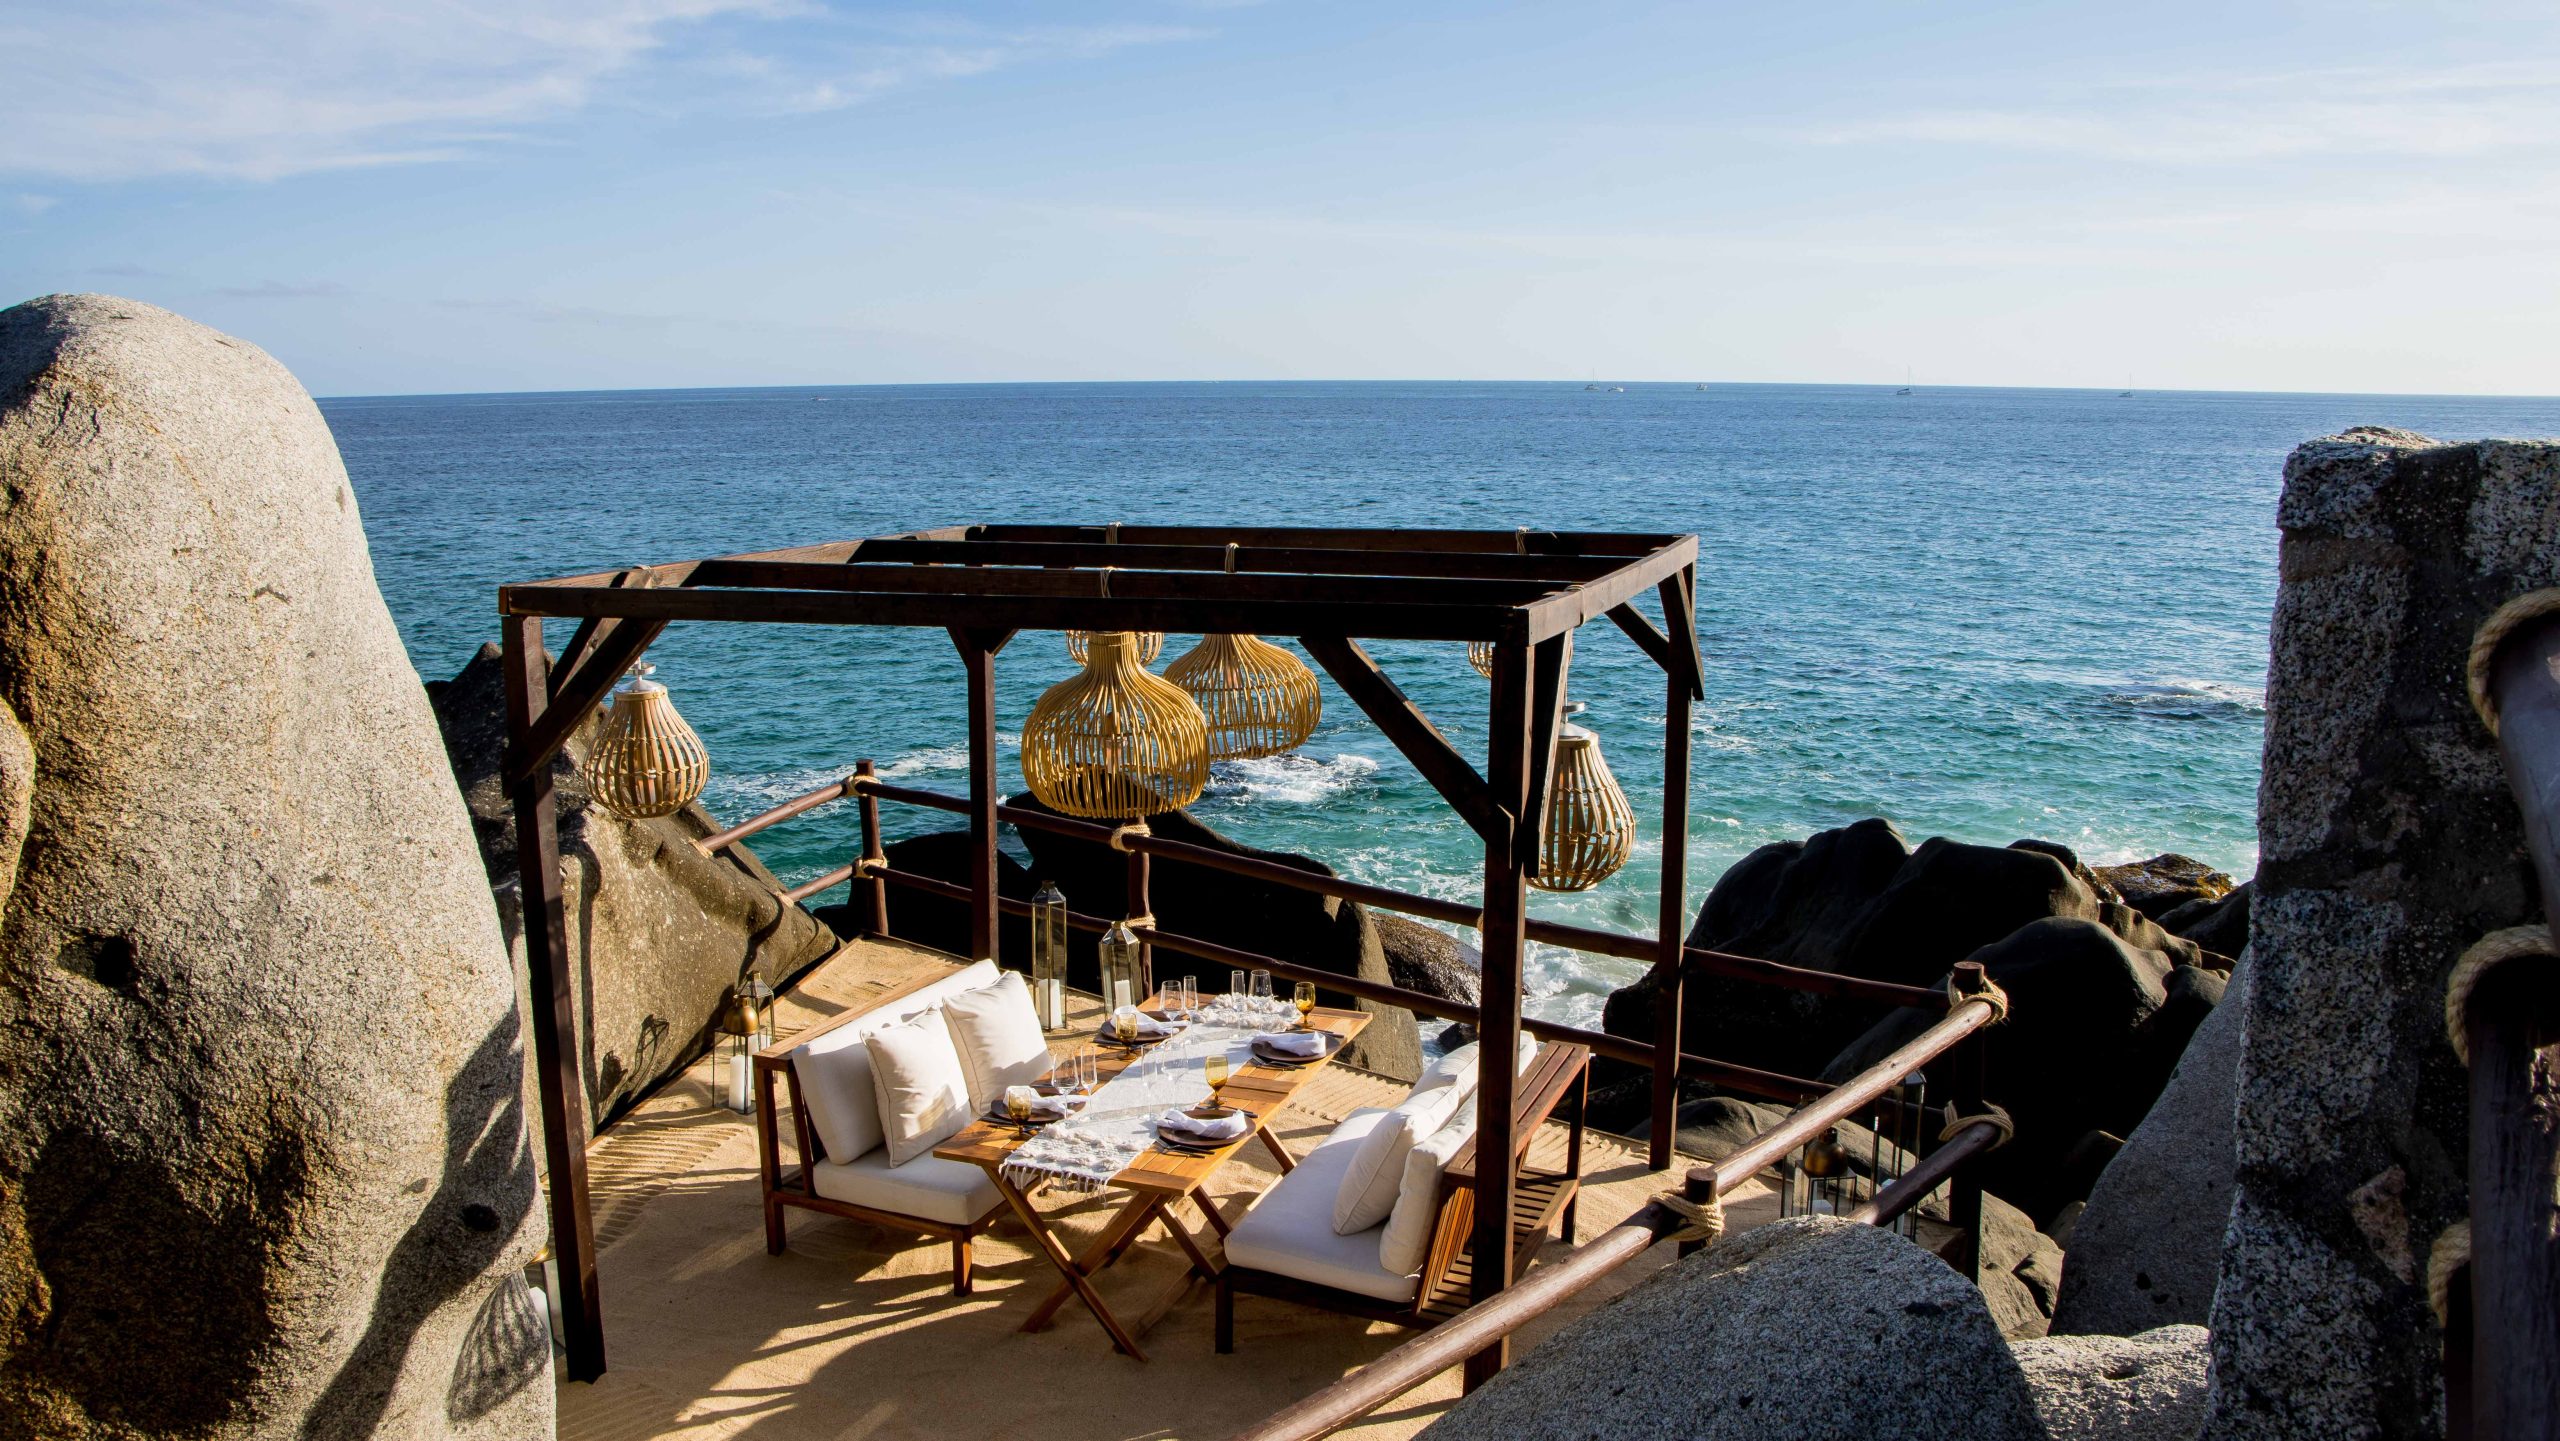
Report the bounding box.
[933,995,1372,1361]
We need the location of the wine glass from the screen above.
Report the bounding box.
[1229,968,1247,1006]
[1250,969,1273,1012]
[1178,975,1198,1020]
[1293,980,1317,1029]
[1005,1087,1033,1136]
[1205,1053,1229,1095]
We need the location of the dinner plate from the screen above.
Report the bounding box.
[1248,1031,1344,1066]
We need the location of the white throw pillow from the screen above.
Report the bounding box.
[1380,1109,1477,1276]
[795,1034,888,1162]
[1412,1034,1541,1095]
[942,971,1053,1112]
[864,1009,974,1167]
[1332,1080,1473,1235]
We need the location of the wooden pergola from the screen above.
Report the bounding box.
[496,524,1704,1384]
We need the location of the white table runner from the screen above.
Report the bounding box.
[1002,999,1301,1193]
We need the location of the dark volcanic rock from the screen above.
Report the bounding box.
[1375,913,1481,1009]
[432,644,839,1131]
[2093,853,2235,921]
[1006,793,1420,1078]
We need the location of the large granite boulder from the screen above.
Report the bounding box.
[2013,1326,2213,1440]
[1375,913,1481,1009]
[1823,916,2210,1222]
[1006,794,1421,1078]
[2203,431,2559,1438]
[1423,1217,2045,1440]
[0,295,549,1436]
[2053,955,2249,1336]
[1603,823,2203,1092]
[431,644,840,1133]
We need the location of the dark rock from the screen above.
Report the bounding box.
[2205,429,2554,1438]
[2011,837,2113,900]
[2092,853,2235,921]
[1005,793,1420,1078]
[0,295,549,1436]
[1822,917,2195,1221]
[2159,878,2250,962]
[2055,956,2248,1337]
[814,830,1034,964]
[1375,914,1481,1009]
[1914,1191,2067,1339]
[1422,1218,2045,1440]
[431,643,839,1132]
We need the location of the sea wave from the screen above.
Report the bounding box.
[2098,678,2266,719]
[879,745,970,779]
[1202,752,1380,805]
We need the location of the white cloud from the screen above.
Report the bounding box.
[0,2,1201,181]
[1806,60,2560,164]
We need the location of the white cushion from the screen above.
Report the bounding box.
[808,1145,1002,1227]
[788,959,999,1162]
[1225,1109,1419,1303]
[1331,1079,1474,1235]
[1380,1109,1476,1275]
[864,1010,974,1167]
[1413,1034,1541,1094]
[941,972,1053,1112]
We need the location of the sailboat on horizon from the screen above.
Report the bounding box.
[1896,366,1914,396]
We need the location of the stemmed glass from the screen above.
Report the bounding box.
[1250,969,1273,1016]
[1293,980,1318,1030]
[1229,969,1248,1007]
[1177,976,1198,1020]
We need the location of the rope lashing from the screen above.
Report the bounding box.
[1121,912,1157,932]
[1658,1189,1725,1247]
[1938,1103,2017,1150]
[1515,525,1530,556]
[2466,588,2560,734]
[1098,565,1114,600]
[1108,820,1151,852]
[2444,926,2556,1064]
[853,856,886,878]
[2428,1219,2472,1328]
[1224,542,1239,574]
[1105,522,1120,545]
[1946,974,2013,1024]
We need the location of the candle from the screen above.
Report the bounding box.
[1112,979,1132,1010]
[1038,977,1064,1030]
[728,1050,751,1113]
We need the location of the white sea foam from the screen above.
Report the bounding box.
[880,744,970,779]
[1203,752,1379,805]
[2101,677,2266,717]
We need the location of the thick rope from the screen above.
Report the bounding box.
[1947,975,2012,1024]
[2467,589,2560,735]
[1098,565,1114,600]
[2428,1219,2472,1328]
[1938,1103,2017,1150]
[1659,1189,1725,1247]
[2446,926,2555,1065]
[1224,542,1239,574]
[1108,820,1151,852]
[1122,912,1157,932]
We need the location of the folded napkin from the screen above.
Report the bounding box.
[1158,1108,1251,1143]
[1108,1004,1183,1039]
[1256,1029,1329,1058]
[1003,1086,1086,1121]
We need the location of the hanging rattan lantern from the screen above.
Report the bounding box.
[1066,629,1162,666]
[1164,634,1322,760]
[1533,702,1637,892]
[587,663,710,819]
[1467,641,1496,678]
[1021,631,1210,818]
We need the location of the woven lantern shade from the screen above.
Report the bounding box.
[1164,634,1322,760]
[1066,629,1162,666]
[1022,631,1210,818]
[588,663,711,819]
[1467,641,1496,678]
[1532,704,1636,893]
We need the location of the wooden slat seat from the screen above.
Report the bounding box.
[1215,1042,1592,1350]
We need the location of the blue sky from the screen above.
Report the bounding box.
[4,1,2556,396]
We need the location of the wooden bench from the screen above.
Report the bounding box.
[1215,1041,1592,1350]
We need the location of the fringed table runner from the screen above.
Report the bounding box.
[1002,999,1296,1193]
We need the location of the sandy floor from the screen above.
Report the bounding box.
[557,940,1772,1441]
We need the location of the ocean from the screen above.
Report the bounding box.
[325,381,2560,1028]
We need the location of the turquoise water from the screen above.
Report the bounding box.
[325,381,2560,1027]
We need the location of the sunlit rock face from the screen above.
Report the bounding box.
[0,294,551,1438]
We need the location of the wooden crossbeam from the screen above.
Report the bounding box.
[843,537,1634,583]
[1519,632,1573,875]
[687,559,1563,608]
[1659,569,1704,699]
[1301,636,1507,850]
[1605,601,1674,673]
[505,617,664,786]
[967,523,1681,555]
[501,585,1525,643]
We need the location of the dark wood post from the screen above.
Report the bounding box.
[1946,962,1991,1286]
[502,615,606,1381]
[2477,611,2560,1437]
[1126,825,1154,998]
[1649,637,1692,1171]
[1465,633,1534,1391]
[855,759,890,938]
[953,628,1001,962]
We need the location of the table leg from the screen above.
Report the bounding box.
[1187,1183,1234,1238]
[1257,1125,1298,1175]
[1023,1191,1165,1336]
[988,1169,1150,1361]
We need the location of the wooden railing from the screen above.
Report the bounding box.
[2460,607,2560,1438]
